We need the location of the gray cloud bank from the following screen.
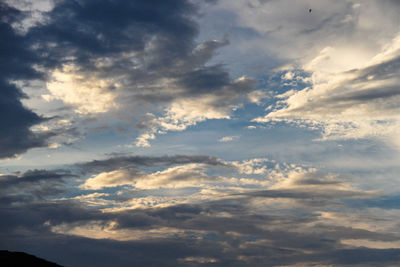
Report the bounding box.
[2,154,400,266]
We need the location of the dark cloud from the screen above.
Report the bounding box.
[26,0,199,84]
[0,3,50,158]
[0,169,75,201]
[179,65,232,94]
[27,0,198,69]
[2,193,400,266]
[79,154,227,173]
[240,188,366,199]
[0,169,74,185]
[1,154,396,266]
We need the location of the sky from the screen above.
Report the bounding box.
[2,0,400,266]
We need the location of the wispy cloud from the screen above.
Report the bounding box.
[254,33,400,147]
[219,135,239,142]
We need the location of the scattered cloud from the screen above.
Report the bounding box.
[219,135,239,142]
[255,32,400,147]
[2,0,400,266]
[135,76,254,147]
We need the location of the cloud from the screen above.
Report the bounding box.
[51,222,193,242]
[3,1,400,265]
[79,169,138,190]
[78,155,309,194]
[0,169,75,202]
[0,2,52,158]
[79,154,227,173]
[0,154,399,266]
[341,239,400,249]
[214,0,400,62]
[135,75,254,147]
[231,158,272,175]
[269,168,350,191]
[9,0,255,147]
[219,135,239,142]
[178,256,219,264]
[80,163,221,190]
[75,155,376,215]
[1,0,259,155]
[44,64,118,114]
[11,195,398,266]
[205,0,400,149]
[247,90,269,105]
[254,32,400,147]
[4,0,54,34]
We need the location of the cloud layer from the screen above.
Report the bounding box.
[3,154,400,266]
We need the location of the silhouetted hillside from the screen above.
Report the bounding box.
[0,250,63,267]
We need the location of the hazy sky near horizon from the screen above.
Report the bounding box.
[2,0,400,266]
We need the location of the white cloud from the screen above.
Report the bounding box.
[232,158,272,175]
[51,221,197,241]
[269,168,351,191]
[45,64,118,114]
[79,169,136,190]
[254,32,400,147]
[205,1,400,148]
[197,0,400,148]
[219,136,239,142]
[134,164,214,189]
[79,157,354,198]
[80,163,216,190]
[135,97,230,147]
[214,0,400,63]
[247,90,269,105]
[135,76,254,147]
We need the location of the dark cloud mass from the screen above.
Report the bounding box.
[28,0,198,68]
[0,169,75,203]
[79,154,227,173]
[0,3,50,158]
